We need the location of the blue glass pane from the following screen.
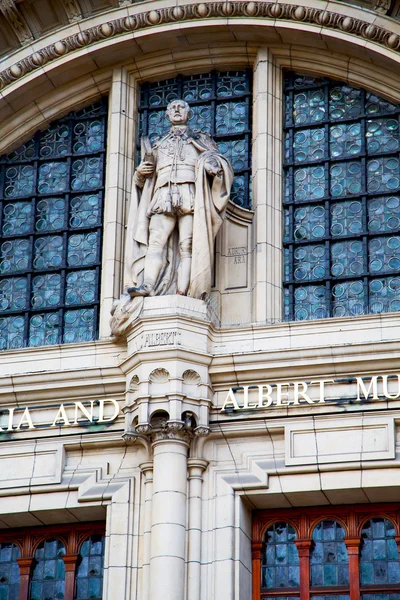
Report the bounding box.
[65,271,96,305]
[0,239,29,274]
[28,312,59,347]
[367,157,400,194]
[0,315,24,349]
[75,535,105,600]
[369,236,400,274]
[293,88,326,125]
[293,244,327,281]
[4,165,34,198]
[367,118,400,154]
[262,522,299,590]
[332,280,365,317]
[217,140,248,171]
[330,122,362,158]
[360,518,400,586]
[216,101,246,135]
[368,196,400,233]
[310,521,349,587]
[36,198,66,232]
[366,93,398,115]
[71,157,102,192]
[189,105,212,134]
[7,139,35,162]
[69,194,101,228]
[38,162,68,194]
[31,274,61,309]
[217,72,249,98]
[294,166,325,202]
[331,240,363,277]
[72,119,105,154]
[63,308,95,343]
[0,277,28,311]
[330,161,362,197]
[182,74,213,102]
[0,544,19,600]
[67,233,98,267]
[331,200,363,236]
[230,175,246,207]
[39,123,69,158]
[330,86,362,120]
[293,205,326,241]
[30,540,65,600]
[2,201,32,235]
[291,128,325,163]
[33,236,64,270]
[286,285,327,321]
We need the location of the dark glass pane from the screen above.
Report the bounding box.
[310,521,349,587]
[262,522,299,591]
[360,518,400,586]
[0,101,106,349]
[284,73,400,322]
[0,544,19,600]
[30,540,65,600]
[75,535,105,600]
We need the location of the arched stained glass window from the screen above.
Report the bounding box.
[0,542,20,600]
[29,538,66,600]
[0,101,107,350]
[310,520,349,597]
[284,72,400,321]
[74,534,105,600]
[262,521,300,597]
[360,517,400,597]
[138,71,252,209]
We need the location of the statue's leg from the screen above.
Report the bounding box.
[128,214,176,297]
[177,214,193,295]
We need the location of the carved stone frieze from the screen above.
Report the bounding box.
[0,0,33,45]
[124,411,210,445]
[60,0,83,23]
[1,2,400,92]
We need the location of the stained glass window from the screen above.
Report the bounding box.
[74,535,105,600]
[310,520,349,589]
[138,71,252,209]
[0,542,20,600]
[29,539,66,600]
[0,101,107,350]
[262,522,299,592]
[360,518,400,598]
[284,73,400,321]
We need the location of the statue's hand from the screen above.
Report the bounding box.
[136,161,155,178]
[204,157,222,177]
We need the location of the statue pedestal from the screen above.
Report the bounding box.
[122,294,213,442]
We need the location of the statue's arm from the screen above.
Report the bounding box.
[134,137,156,188]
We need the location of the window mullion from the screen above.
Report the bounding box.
[344,538,361,600]
[17,557,33,600]
[295,539,311,600]
[63,553,79,600]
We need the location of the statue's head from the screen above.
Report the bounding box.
[166,99,190,125]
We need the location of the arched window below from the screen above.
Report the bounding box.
[0,541,20,600]
[310,520,349,600]
[74,534,105,600]
[360,517,400,598]
[29,538,66,600]
[262,521,300,597]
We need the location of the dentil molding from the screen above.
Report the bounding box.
[1,1,400,92]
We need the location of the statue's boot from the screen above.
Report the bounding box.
[127,284,152,297]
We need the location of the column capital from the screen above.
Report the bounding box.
[187,457,209,479]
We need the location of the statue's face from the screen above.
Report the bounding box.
[166,101,190,125]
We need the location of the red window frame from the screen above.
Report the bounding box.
[0,522,105,600]
[252,503,400,600]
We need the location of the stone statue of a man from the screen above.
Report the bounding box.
[110,99,233,335]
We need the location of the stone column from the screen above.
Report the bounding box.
[149,427,191,600]
[187,458,208,600]
[140,461,153,600]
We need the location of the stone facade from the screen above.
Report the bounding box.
[0,1,400,599]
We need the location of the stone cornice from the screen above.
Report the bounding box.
[1,1,400,93]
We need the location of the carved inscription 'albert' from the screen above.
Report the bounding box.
[143,331,180,347]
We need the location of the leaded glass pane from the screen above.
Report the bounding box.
[0,543,20,600]
[0,100,106,349]
[262,522,299,590]
[284,73,400,321]
[139,71,252,208]
[360,518,400,587]
[310,520,349,587]
[30,539,65,600]
[74,534,105,600]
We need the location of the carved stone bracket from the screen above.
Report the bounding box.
[0,0,33,45]
[60,0,83,23]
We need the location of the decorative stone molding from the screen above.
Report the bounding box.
[0,0,33,45]
[60,0,83,23]
[2,2,400,92]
